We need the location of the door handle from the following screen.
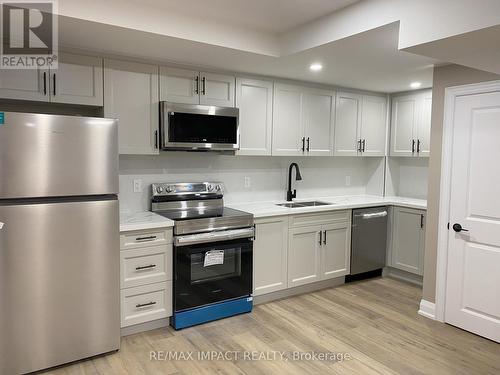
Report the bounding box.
[302,137,305,152]
[43,72,47,95]
[452,223,468,233]
[136,301,156,308]
[135,235,157,242]
[135,264,157,271]
[306,137,310,152]
[201,76,206,95]
[323,230,326,245]
[318,231,322,245]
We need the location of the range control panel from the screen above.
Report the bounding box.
[151,182,224,197]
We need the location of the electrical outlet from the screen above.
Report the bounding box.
[244,177,251,189]
[133,179,143,193]
[345,176,351,187]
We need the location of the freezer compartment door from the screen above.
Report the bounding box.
[0,199,120,375]
[0,112,118,199]
[351,207,388,275]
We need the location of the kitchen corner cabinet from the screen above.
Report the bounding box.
[253,216,289,296]
[288,211,351,288]
[104,59,159,155]
[334,92,387,156]
[0,53,103,105]
[390,89,432,157]
[272,83,334,156]
[160,67,235,107]
[389,207,426,275]
[236,78,273,156]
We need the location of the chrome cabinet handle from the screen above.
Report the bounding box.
[136,301,156,308]
[135,235,157,242]
[135,264,156,271]
[323,230,327,245]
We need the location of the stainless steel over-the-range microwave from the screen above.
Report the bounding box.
[160,101,239,151]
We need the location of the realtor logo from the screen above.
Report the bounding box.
[1,0,58,68]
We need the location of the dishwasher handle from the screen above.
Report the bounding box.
[354,211,388,220]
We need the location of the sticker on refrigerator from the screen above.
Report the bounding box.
[0,112,4,125]
[0,222,4,229]
[204,250,224,267]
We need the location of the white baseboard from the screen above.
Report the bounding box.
[418,299,436,320]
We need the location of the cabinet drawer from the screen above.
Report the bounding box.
[120,228,172,250]
[120,245,172,289]
[120,281,172,327]
[290,210,350,228]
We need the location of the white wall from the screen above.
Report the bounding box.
[385,157,429,199]
[119,153,385,213]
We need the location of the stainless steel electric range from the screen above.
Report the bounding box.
[151,182,254,330]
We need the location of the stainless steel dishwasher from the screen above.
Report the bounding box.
[348,207,388,279]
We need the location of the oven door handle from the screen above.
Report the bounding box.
[174,227,255,246]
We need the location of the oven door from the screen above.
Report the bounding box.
[174,237,252,312]
[160,102,239,151]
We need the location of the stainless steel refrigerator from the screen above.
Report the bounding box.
[0,112,120,374]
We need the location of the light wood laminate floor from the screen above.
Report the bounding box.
[45,278,499,375]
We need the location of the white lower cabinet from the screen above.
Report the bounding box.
[288,211,351,288]
[321,222,351,279]
[288,225,322,287]
[253,216,289,296]
[120,227,173,328]
[389,207,426,275]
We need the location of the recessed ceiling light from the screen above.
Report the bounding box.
[310,63,322,72]
[410,82,422,89]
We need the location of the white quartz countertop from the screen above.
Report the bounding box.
[227,195,427,218]
[120,211,174,232]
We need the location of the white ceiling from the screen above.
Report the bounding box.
[60,18,437,93]
[137,0,360,34]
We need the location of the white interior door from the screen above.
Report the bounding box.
[445,90,500,342]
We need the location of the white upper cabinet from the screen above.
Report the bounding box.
[272,83,304,156]
[417,91,432,157]
[272,83,334,156]
[236,77,273,156]
[0,68,48,101]
[0,53,103,106]
[334,92,387,156]
[50,53,103,106]
[160,67,235,107]
[159,67,199,105]
[200,72,235,107]
[360,95,387,156]
[104,59,159,155]
[303,90,334,156]
[390,89,432,157]
[334,92,362,156]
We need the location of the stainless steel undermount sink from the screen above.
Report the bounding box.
[276,201,332,208]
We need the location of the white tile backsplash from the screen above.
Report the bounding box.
[119,153,386,213]
[385,157,429,199]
